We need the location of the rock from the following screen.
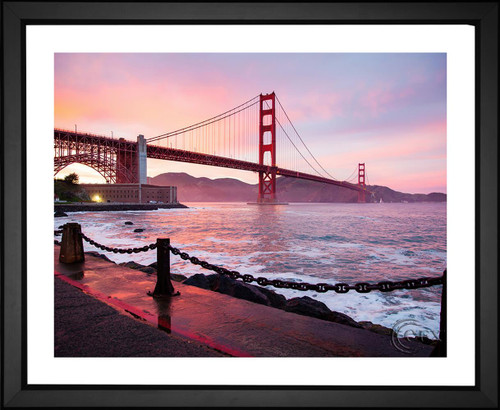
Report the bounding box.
[204,274,219,288]
[284,296,332,320]
[183,274,272,306]
[359,321,393,336]
[171,273,188,282]
[284,296,362,328]
[114,260,185,278]
[138,266,156,275]
[133,228,144,233]
[180,273,368,331]
[124,221,134,225]
[147,262,187,282]
[255,286,286,309]
[213,275,270,306]
[419,336,439,346]
[54,210,68,217]
[231,283,270,306]
[84,251,114,263]
[183,273,212,290]
[119,261,144,270]
[326,311,363,329]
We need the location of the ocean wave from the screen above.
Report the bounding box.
[55,202,446,337]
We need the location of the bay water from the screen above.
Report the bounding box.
[55,202,446,336]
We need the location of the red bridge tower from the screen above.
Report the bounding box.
[358,163,366,203]
[258,92,278,203]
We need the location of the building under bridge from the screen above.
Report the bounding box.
[81,183,177,204]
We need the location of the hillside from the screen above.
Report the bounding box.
[150,173,446,203]
[54,179,90,202]
[151,173,258,202]
[368,185,446,203]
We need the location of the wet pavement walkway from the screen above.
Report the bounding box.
[55,276,226,357]
[54,245,434,357]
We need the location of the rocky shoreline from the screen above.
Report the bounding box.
[83,250,437,343]
[54,202,188,215]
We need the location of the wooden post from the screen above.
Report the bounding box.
[59,223,85,264]
[439,269,447,355]
[431,269,447,357]
[149,238,179,297]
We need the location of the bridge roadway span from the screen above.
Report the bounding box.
[54,245,432,357]
[148,144,365,192]
[54,129,366,193]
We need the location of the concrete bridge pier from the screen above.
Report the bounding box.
[137,134,147,185]
[137,134,147,203]
[115,134,147,185]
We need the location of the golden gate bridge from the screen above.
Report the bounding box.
[54,92,369,203]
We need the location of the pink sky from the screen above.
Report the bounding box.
[55,53,446,194]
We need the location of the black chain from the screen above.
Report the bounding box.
[168,244,445,294]
[80,232,157,254]
[66,229,446,294]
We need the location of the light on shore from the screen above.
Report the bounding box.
[93,195,101,202]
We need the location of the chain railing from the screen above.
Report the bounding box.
[57,225,445,295]
[80,232,157,254]
[56,224,447,355]
[168,244,444,293]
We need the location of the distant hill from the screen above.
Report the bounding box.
[150,173,258,202]
[368,185,446,203]
[150,172,446,203]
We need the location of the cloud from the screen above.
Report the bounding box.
[54,53,446,193]
[379,168,447,194]
[307,120,446,191]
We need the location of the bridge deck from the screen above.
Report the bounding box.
[54,129,367,193]
[148,143,366,193]
[54,245,432,357]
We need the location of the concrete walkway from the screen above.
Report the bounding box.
[54,245,433,357]
[55,277,226,357]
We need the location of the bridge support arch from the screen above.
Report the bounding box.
[54,130,146,184]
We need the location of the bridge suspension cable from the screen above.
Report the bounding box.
[147,94,260,143]
[272,106,325,178]
[54,91,370,200]
[141,91,362,189]
[275,95,338,181]
[344,166,359,184]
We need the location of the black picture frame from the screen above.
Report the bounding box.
[2,1,498,407]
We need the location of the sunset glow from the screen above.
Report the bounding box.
[55,53,446,193]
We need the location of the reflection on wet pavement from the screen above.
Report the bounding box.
[54,245,434,357]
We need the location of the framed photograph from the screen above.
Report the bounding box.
[2,1,497,407]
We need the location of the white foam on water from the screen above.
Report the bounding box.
[55,203,446,338]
